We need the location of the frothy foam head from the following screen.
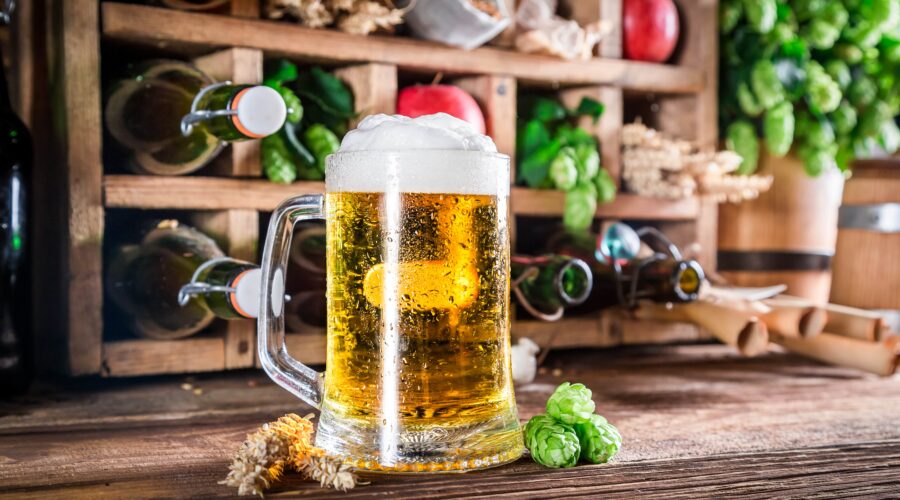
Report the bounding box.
[327,114,508,196]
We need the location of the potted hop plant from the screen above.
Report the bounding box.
[716,0,900,302]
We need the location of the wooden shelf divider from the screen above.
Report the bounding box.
[101,2,705,94]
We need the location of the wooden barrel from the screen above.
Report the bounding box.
[718,153,844,303]
[830,160,900,332]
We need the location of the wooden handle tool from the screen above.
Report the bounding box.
[774,332,899,376]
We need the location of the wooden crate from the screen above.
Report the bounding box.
[42,0,719,377]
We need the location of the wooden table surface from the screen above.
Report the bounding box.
[1,344,899,498]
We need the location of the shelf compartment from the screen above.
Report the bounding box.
[101,2,705,94]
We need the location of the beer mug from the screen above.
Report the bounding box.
[258,145,524,471]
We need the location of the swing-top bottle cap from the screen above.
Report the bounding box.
[231,267,262,319]
[232,86,287,139]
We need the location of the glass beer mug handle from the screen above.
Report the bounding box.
[258,194,325,409]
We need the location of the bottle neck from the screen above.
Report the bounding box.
[179,258,260,320]
[183,83,286,142]
[512,255,593,314]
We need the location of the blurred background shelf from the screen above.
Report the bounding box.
[33,0,719,377]
[101,2,705,94]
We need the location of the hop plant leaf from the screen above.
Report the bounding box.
[546,382,596,425]
[524,415,581,468]
[575,414,622,464]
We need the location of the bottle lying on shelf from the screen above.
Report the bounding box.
[107,220,260,340]
[547,224,705,313]
[511,255,593,321]
[105,59,286,175]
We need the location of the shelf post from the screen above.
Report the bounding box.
[335,63,398,130]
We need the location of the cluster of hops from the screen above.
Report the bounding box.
[265,0,404,35]
[523,382,622,468]
[221,413,361,497]
[622,121,773,203]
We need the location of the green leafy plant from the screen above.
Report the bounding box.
[719,0,900,175]
[262,60,355,184]
[516,95,616,231]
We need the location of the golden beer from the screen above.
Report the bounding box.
[324,192,513,424]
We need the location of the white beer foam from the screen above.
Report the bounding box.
[327,113,508,196]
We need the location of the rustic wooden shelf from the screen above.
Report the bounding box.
[101,2,705,94]
[103,331,326,377]
[104,175,701,220]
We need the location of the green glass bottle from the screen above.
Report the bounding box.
[511,255,593,320]
[107,220,259,340]
[105,59,286,175]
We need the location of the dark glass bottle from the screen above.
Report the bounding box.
[548,230,704,313]
[105,60,286,175]
[107,220,259,339]
[0,43,33,394]
[511,255,592,320]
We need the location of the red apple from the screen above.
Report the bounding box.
[623,0,680,63]
[397,85,486,134]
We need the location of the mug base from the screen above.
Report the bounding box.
[315,409,525,473]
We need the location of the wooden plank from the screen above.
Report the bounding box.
[101,3,705,94]
[104,175,324,210]
[560,86,623,186]
[104,175,701,219]
[695,195,719,273]
[841,177,900,205]
[192,209,259,369]
[193,47,264,177]
[284,332,327,366]
[4,346,900,497]
[50,0,104,375]
[514,313,706,349]
[455,74,517,164]
[229,0,259,18]
[510,187,701,220]
[101,336,226,377]
[334,63,397,129]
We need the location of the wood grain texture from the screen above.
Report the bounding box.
[101,3,705,93]
[50,0,104,375]
[2,345,900,497]
[228,0,260,17]
[101,335,226,377]
[193,47,264,177]
[104,176,701,220]
[335,63,397,130]
[510,187,700,220]
[104,175,325,210]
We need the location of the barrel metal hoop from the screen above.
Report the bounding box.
[838,203,900,233]
[717,251,833,272]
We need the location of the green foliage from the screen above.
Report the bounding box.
[727,120,760,174]
[517,94,615,231]
[720,0,900,175]
[260,61,353,184]
[764,101,795,156]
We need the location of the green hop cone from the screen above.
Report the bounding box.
[524,414,556,450]
[575,414,622,464]
[524,415,581,468]
[549,149,578,190]
[546,382,596,425]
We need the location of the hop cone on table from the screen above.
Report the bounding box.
[574,414,622,464]
[546,382,596,425]
[524,415,581,468]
